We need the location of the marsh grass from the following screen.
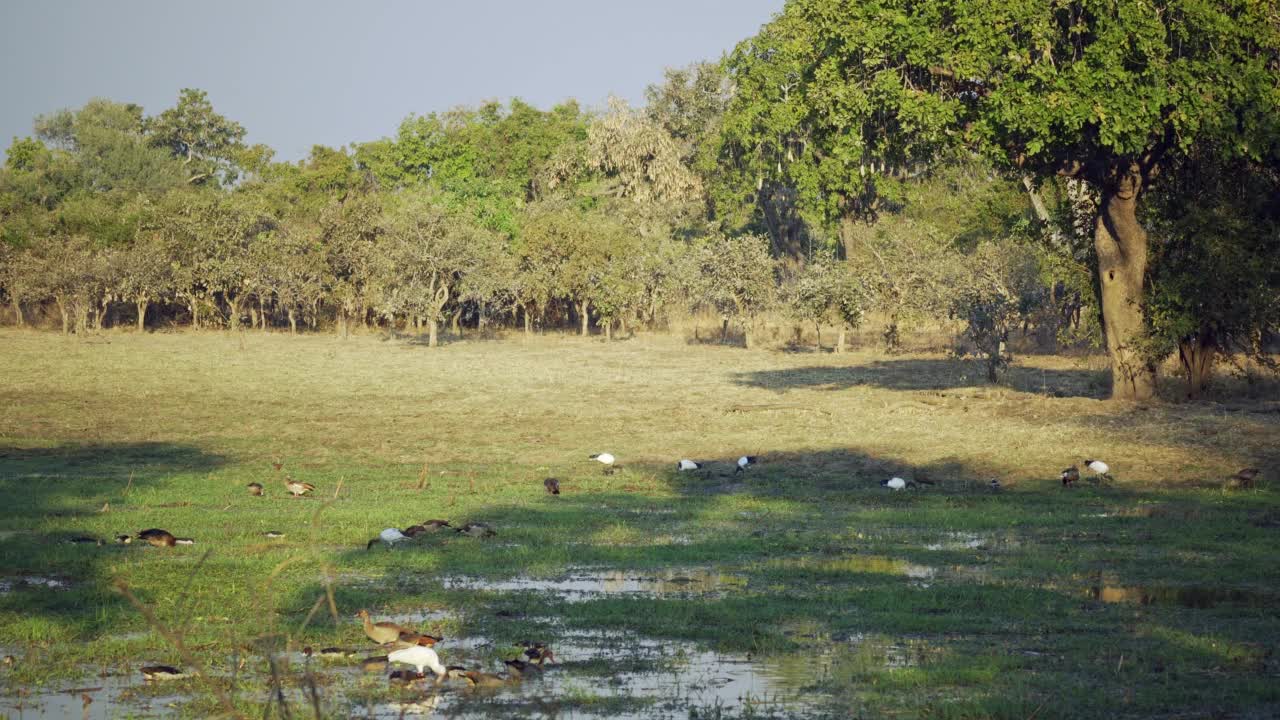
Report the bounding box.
[0,329,1277,718]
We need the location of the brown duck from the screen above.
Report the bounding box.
[247,482,264,496]
[284,477,315,497]
[356,609,436,646]
[137,529,195,547]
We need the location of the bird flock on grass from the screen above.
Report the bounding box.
[54,449,1260,689]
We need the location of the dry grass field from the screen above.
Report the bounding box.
[0,328,1277,718]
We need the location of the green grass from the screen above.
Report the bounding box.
[0,328,1277,718]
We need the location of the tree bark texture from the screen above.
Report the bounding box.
[1094,168,1157,401]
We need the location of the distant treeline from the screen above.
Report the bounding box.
[3,0,1279,403]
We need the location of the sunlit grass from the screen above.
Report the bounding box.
[0,328,1276,718]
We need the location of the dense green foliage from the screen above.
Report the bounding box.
[0,1,1276,398]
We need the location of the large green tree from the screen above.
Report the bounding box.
[723,0,1280,400]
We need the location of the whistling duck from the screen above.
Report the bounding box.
[734,456,758,474]
[457,669,510,687]
[140,665,187,681]
[284,477,315,497]
[516,641,556,664]
[503,658,542,678]
[882,477,907,491]
[388,639,447,682]
[1233,468,1261,489]
[1061,466,1080,487]
[990,479,1002,491]
[544,477,561,495]
[677,459,702,471]
[455,522,496,538]
[304,646,354,661]
[115,534,133,544]
[137,529,195,547]
[360,655,389,673]
[1083,459,1112,481]
[247,482,264,496]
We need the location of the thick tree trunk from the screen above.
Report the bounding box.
[451,310,461,338]
[720,317,729,343]
[259,297,267,331]
[744,321,754,350]
[836,327,847,354]
[1178,332,1215,398]
[136,299,148,332]
[620,316,628,337]
[288,308,297,335]
[1095,171,1157,401]
[523,305,532,338]
[579,300,589,336]
[605,320,612,342]
[428,319,438,347]
[190,300,201,330]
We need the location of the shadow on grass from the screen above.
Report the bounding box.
[0,442,226,641]
[251,444,1278,716]
[732,358,1107,398]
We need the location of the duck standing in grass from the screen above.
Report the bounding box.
[544,477,561,495]
[247,482,264,496]
[284,477,315,497]
[455,522,496,538]
[140,665,187,681]
[1230,468,1261,489]
[1060,466,1080,487]
[137,529,195,547]
[1083,459,1112,482]
[734,456,758,474]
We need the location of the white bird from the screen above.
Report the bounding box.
[677,459,701,471]
[367,527,408,550]
[589,453,617,474]
[388,642,447,683]
[881,477,907,491]
[734,456,758,474]
[1083,459,1112,480]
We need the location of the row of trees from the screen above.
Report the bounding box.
[2,0,1278,400]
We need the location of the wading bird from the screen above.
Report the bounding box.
[1083,459,1112,482]
[388,638,447,683]
[677,459,702,471]
[881,477,907,491]
[367,527,409,550]
[734,456,758,474]
[589,453,617,474]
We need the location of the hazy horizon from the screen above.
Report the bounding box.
[0,0,783,162]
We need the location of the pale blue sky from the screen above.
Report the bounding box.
[0,0,783,161]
